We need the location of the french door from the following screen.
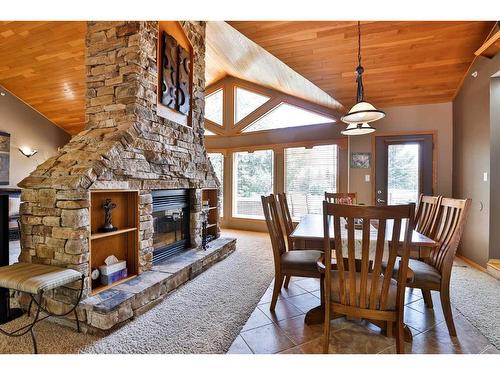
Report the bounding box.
[375,134,433,206]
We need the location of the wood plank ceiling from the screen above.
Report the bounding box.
[205,21,343,112]
[0,21,86,135]
[0,21,494,134]
[228,21,495,108]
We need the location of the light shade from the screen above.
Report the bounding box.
[341,122,375,136]
[341,101,385,124]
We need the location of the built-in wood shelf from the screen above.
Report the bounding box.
[91,275,137,296]
[90,227,137,240]
[202,188,219,238]
[89,190,139,294]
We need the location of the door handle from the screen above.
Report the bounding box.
[377,198,386,203]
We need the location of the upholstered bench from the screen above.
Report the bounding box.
[0,263,84,353]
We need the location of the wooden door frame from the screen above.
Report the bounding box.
[371,130,437,205]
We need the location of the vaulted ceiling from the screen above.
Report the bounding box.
[0,21,86,135]
[0,21,495,135]
[228,21,495,108]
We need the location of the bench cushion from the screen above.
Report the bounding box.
[0,263,82,294]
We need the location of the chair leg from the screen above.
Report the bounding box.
[284,276,291,289]
[323,306,331,354]
[421,288,433,308]
[395,320,405,354]
[30,328,38,354]
[270,275,284,311]
[440,289,457,337]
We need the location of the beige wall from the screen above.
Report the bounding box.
[348,102,453,204]
[453,53,500,266]
[0,88,70,189]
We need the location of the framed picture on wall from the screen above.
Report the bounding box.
[0,131,10,185]
[350,152,371,169]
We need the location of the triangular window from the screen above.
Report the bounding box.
[242,102,335,133]
[234,87,269,123]
[205,89,223,125]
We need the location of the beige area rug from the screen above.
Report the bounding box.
[450,258,500,349]
[0,230,274,354]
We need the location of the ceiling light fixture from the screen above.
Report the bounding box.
[342,122,375,136]
[341,21,385,136]
[18,146,38,158]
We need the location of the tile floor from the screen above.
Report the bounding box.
[228,276,499,354]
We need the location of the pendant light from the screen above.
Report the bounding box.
[341,21,385,135]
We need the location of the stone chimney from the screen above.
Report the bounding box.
[17,21,219,308]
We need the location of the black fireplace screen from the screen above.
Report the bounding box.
[152,189,190,263]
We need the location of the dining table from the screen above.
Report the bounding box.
[289,213,440,342]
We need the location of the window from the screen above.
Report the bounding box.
[204,89,223,125]
[208,153,224,216]
[204,128,216,136]
[387,143,420,205]
[234,87,269,123]
[242,102,335,133]
[233,150,274,219]
[284,145,338,219]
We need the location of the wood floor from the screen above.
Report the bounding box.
[228,233,499,354]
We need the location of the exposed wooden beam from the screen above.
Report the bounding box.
[475,29,500,58]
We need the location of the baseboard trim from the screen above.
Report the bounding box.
[456,254,487,273]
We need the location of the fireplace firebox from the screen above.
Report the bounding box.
[152,189,191,263]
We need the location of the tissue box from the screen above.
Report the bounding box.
[99,260,126,276]
[100,268,128,285]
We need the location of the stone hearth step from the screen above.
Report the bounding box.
[79,237,236,331]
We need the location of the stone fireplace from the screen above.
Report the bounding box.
[15,21,231,328]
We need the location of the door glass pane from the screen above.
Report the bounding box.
[284,145,338,220]
[233,150,274,219]
[388,143,420,205]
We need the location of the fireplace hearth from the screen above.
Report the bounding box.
[152,189,191,263]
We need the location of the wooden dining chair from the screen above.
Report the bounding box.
[320,201,415,354]
[415,194,442,237]
[325,192,357,205]
[390,197,471,336]
[276,193,295,251]
[261,194,323,311]
[409,194,442,259]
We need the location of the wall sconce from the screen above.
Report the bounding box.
[18,146,38,158]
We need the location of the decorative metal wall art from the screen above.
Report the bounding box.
[161,31,191,115]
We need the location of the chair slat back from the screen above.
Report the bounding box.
[429,198,471,275]
[323,202,415,311]
[276,193,295,250]
[325,192,357,205]
[415,194,442,237]
[262,194,287,273]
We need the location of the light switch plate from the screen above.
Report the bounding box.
[365,174,370,182]
[483,172,488,182]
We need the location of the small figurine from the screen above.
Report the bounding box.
[99,198,117,232]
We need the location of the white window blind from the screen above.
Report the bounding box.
[233,150,274,219]
[284,145,338,219]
